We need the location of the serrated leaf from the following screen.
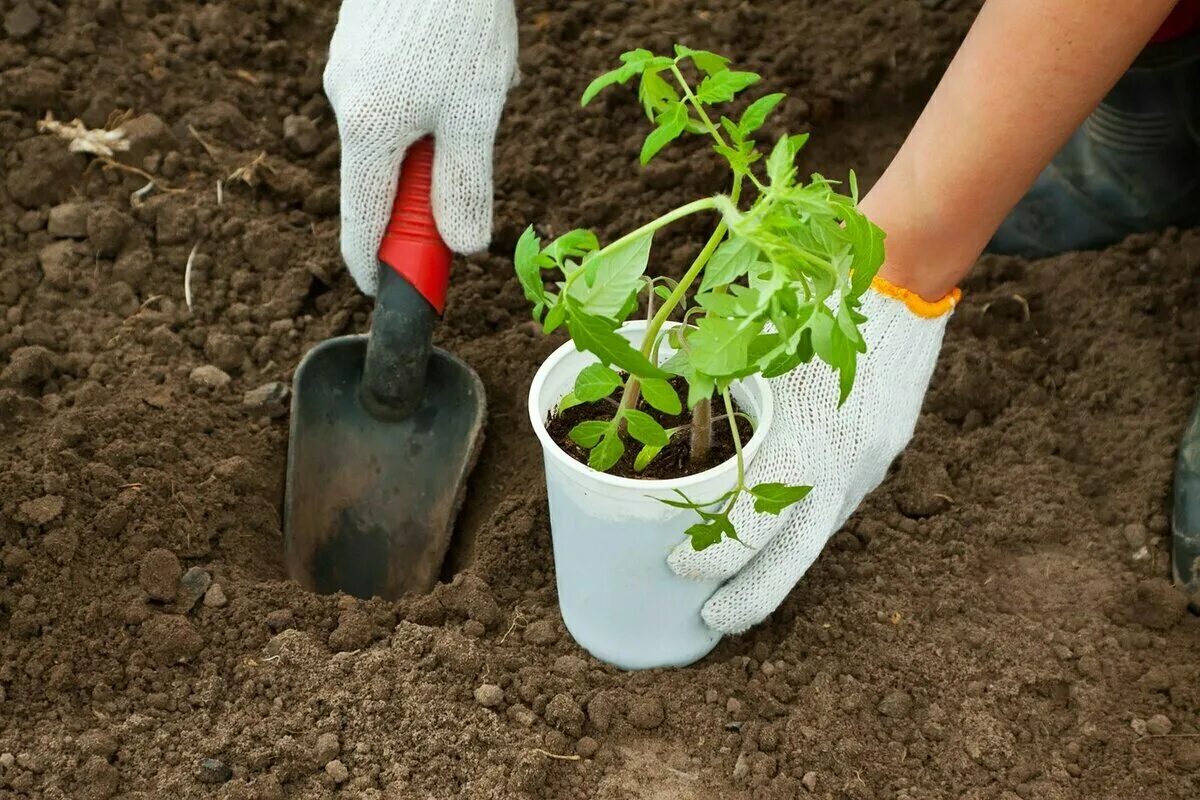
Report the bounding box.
[514,226,546,307]
[739,93,785,135]
[634,444,664,472]
[566,311,669,379]
[623,408,668,447]
[589,427,625,471]
[641,101,688,164]
[581,64,639,107]
[674,44,729,76]
[687,316,760,378]
[567,232,652,317]
[574,364,623,402]
[638,69,678,119]
[695,70,760,104]
[545,229,599,265]
[699,236,759,293]
[568,420,611,448]
[685,514,736,550]
[639,377,681,415]
[750,482,812,515]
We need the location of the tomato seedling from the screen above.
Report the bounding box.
[515,46,885,550]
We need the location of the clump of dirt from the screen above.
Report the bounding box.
[2,1,1199,799]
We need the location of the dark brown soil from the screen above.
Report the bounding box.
[2,1,1199,799]
[545,377,755,479]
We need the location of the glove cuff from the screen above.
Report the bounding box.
[870,275,961,319]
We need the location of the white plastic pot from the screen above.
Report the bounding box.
[527,320,774,670]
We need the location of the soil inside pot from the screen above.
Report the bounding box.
[545,376,755,479]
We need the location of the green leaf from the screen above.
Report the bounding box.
[581,65,639,107]
[589,427,625,471]
[623,408,668,447]
[545,229,599,265]
[569,420,611,448]
[750,482,813,515]
[641,101,688,164]
[557,391,583,412]
[674,45,730,76]
[542,299,566,334]
[573,363,623,402]
[699,236,760,293]
[566,311,669,379]
[685,514,736,550]
[687,316,760,378]
[567,232,652,317]
[634,444,664,472]
[765,132,810,187]
[638,69,678,119]
[739,93,785,134]
[695,70,760,104]
[639,377,681,415]
[514,226,546,306]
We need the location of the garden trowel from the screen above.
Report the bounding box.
[284,138,485,600]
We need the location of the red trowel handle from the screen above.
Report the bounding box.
[377,137,452,314]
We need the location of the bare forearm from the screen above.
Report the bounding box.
[863,0,1178,299]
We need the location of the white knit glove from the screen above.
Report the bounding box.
[668,281,959,634]
[324,0,518,295]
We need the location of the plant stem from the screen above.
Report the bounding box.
[723,388,744,486]
[640,178,743,359]
[670,65,727,149]
[600,197,718,256]
[689,397,712,464]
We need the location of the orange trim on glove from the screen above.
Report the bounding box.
[871,275,961,319]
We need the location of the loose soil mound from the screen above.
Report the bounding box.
[1,1,1198,798]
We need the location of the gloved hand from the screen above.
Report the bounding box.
[324,0,519,295]
[668,277,961,634]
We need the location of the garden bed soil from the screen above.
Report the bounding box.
[2,1,1199,798]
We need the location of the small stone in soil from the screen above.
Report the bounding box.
[283,115,322,155]
[177,567,212,612]
[203,584,228,608]
[190,365,231,389]
[47,203,88,238]
[197,758,232,784]
[802,771,818,792]
[243,382,290,418]
[139,548,182,602]
[475,684,504,708]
